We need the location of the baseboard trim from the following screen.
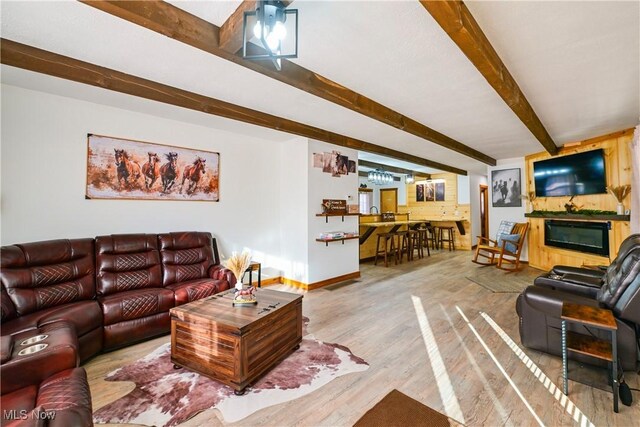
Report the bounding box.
[281,277,306,290]
[307,271,361,291]
[269,271,361,291]
[259,277,282,287]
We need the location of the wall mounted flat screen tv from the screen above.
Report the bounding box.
[533,149,606,197]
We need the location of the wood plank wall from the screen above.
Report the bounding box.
[398,172,471,250]
[525,129,633,270]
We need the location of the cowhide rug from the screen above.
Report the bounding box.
[93,319,368,426]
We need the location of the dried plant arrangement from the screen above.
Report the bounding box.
[607,185,631,203]
[224,251,252,291]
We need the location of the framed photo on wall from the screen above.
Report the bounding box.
[425,182,435,201]
[416,184,424,202]
[435,182,445,201]
[491,168,521,207]
[86,134,220,201]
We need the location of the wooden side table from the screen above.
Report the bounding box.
[243,261,262,288]
[561,302,618,412]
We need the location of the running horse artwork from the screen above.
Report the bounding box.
[181,157,206,194]
[142,152,161,190]
[160,152,179,194]
[86,134,219,201]
[114,149,142,188]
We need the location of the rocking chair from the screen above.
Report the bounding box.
[473,222,529,271]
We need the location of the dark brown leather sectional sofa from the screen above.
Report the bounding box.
[1,231,234,426]
[517,234,640,371]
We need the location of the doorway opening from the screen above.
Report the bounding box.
[480,185,489,242]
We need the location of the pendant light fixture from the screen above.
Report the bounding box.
[367,168,394,185]
[242,1,298,71]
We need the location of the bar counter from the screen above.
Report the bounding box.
[359,214,470,260]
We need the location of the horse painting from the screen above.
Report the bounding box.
[181,157,206,194]
[160,152,179,193]
[114,149,142,188]
[87,134,219,201]
[142,152,161,190]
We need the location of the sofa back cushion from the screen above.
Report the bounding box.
[95,234,162,296]
[0,239,96,317]
[597,234,640,323]
[158,232,217,286]
[1,286,17,322]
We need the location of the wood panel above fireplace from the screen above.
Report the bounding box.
[524,129,633,271]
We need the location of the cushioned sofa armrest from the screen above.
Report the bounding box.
[208,265,237,287]
[522,286,599,317]
[1,335,13,364]
[534,273,602,299]
[550,265,606,279]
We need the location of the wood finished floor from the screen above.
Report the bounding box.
[85,249,640,426]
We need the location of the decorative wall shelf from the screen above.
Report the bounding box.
[315,236,360,246]
[316,213,360,223]
[525,213,630,221]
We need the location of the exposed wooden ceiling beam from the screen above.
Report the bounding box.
[0,38,467,175]
[358,171,401,182]
[79,0,496,166]
[359,160,431,179]
[219,1,293,54]
[420,1,558,155]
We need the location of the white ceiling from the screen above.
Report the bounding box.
[1,1,638,175]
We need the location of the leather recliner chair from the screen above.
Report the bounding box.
[0,239,103,362]
[533,234,640,299]
[158,232,233,306]
[516,234,640,371]
[95,234,175,351]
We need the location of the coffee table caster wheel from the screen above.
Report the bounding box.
[173,364,182,370]
[234,389,246,396]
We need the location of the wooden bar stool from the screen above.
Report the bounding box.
[439,226,456,251]
[374,232,397,267]
[426,226,439,250]
[393,231,410,263]
[417,228,431,257]
[407,230,422,260]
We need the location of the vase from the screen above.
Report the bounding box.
[617,202,625,215]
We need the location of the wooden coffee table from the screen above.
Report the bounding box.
[170,288,303,394]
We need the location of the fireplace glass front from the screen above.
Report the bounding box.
[544,220,609,257]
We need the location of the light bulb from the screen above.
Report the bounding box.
[273,21,287,40]
[253,21,262,39]
[266,32,279,50]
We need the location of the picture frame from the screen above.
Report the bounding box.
[86,134,220,201]
[425,182,435,201]
[416,184,424,202]
[491,168,522,207]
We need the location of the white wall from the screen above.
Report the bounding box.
[457,175,470,205]
[278,137,309,283]
[469,173,488,247]
[0,84,296,277]
[487,158,528,261]
[308,140,360,284]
